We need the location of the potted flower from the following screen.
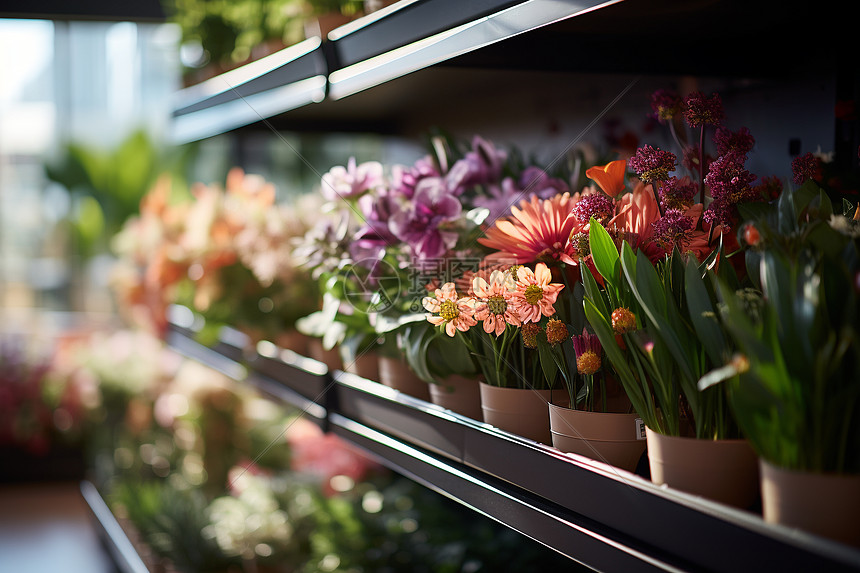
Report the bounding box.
[701,178,860,545]
[420,262,569,443]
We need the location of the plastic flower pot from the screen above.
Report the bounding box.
[378,355,431,401]
[759,460,860,548]
[479,382,567,444]
[548,404,647,472]
[307,337,343,372]
[645,427,759,509]
[429,375,482,420]
[341,349,380,381]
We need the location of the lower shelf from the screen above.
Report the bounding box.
[163,318,860,572]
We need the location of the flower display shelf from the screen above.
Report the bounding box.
[162,312,860,572]
[169,35,328,145]
[168,0,849,145]
[81,480,150,573]
[164,306,328,427]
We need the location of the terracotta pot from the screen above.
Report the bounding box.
[548,404,646,472]
[429,375,482,420]
[479,382,568,444]
[760,460,860,547]
[274,329,309,356]
[341,349,380,381]
[307,337,343,372]
[645,427,759,509]
[378,356,431,401]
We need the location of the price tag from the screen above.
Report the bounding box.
[635,418,646,440]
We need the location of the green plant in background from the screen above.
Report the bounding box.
[165,0,364,73]
[113,480,234,573]
[700,181,860,474]
[43,129,196,260]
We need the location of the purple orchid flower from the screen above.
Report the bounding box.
[390,156,439,200]
[518,166,569,199]
[445,136,508,193]
[389,176,462,261]
[321,157,384,202]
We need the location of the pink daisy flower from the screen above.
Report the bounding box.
[472,269,522,336]
[511,263,564,323]
[422,282,478,337]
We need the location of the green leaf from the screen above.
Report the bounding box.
[588,218,620,293]
[685,262,729,365]
[583,298,652,426]
[537,340,560,388]
[778,185,798,236]
[737,201,772,223]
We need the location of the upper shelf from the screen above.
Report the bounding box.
[169,37,328,144]
[168,0,852,144]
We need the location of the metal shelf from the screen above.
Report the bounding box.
[162,313,860,572]
[169,36,328,144]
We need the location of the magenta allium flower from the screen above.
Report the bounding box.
[682,145,711,175]
[321,157,384,202]
[628,145,677,184]
[650,89,683,124]
[702,151,757,230]
[659,176,697,210]
[714,126,755,156]
[389,177,462,261]
[651,209,694,251]
[446,136,508,193]
[572,192,615,224]
[791,152,821,185]
[684,91,724,128]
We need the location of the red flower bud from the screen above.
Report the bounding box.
[742,222,760,247]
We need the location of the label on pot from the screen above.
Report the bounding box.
[635,418,646,440]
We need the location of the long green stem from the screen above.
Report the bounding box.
[652,181,665,218]
[698,125,706,205]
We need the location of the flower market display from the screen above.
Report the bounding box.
[283,88,856,546]
[11,82,859,568]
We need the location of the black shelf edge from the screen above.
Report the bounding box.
[164,317,860,572]
[326,0,619,100]
[80,481,150,573]
[328,413,687,572]
[169,37,328,144]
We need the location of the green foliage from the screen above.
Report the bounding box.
[43,129,196,259]
[583,222,680,434]
[705,181,860,473]
[583,219,742,438]
[112,480,235,573]
[165,0,364,70]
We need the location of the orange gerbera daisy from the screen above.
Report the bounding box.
[478,193,583,266]
[512,263,565,323]
[472,270,521,336]
[585,160,627,198]
[422,283,478,337]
